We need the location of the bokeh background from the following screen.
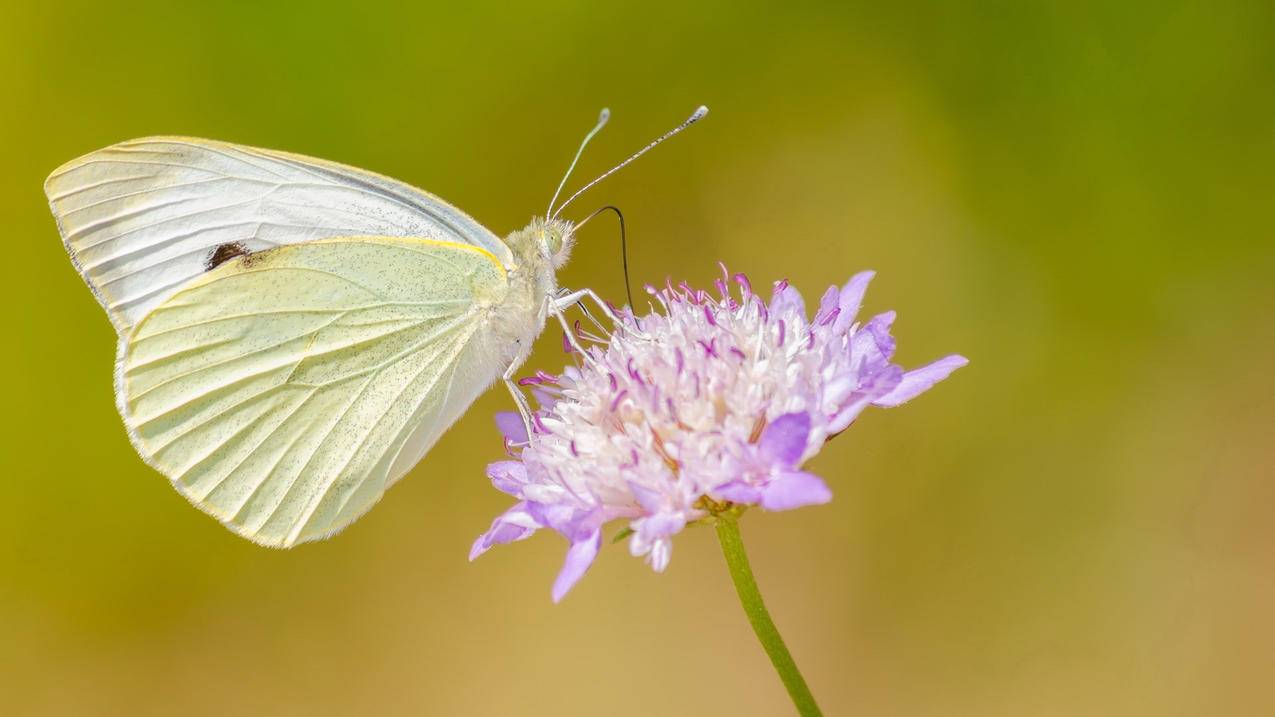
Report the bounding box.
[3,1,1273,714]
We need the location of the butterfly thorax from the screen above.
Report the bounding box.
[481,217,575,354]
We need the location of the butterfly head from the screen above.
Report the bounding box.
[506,216,575,278]
[535,216,576,269]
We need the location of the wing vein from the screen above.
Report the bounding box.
[256,370,380,534]
[286,320,478,542]
[130,312,350,403]
[47,173,162,201]
[195,386,320,504]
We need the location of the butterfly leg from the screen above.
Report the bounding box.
[501,293,607,442]
[501,297,556,441]
[552,287,646,339]
[554,287,609,337]
[502,360,535,439]
[549,302,599,366]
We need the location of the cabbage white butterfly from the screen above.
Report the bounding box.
[46,106,708,547]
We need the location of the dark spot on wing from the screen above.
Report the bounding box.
[240,250,265,268]
[206,242,251,271]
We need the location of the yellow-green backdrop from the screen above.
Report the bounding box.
[3,1,1272,715]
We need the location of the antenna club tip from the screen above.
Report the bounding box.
[691,105,709,120]
[599,108,611,121]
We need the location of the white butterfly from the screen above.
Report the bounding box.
[46,107,707,548]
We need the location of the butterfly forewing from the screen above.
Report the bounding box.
[119,237,511,547]
[46,137,511,334]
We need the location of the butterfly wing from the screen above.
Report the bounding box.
[46,137,511,334]
[118,236,514,547]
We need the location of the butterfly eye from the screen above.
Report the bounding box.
[541,228,563,255]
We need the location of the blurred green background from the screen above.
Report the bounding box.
[3,1,1273,714]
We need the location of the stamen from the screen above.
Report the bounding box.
[748,414,767,443]
[610,389,629,412]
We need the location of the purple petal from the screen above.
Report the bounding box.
[713,480,763,504]
[494,412,529,443]
[552,529,601,602]
[823,373,858,407]
[530,388,559,412]
[758,412,812,469]
[647,538,672,573]
[486,461,529,496]
[525,500,585,536]
[635,512,685,540]
[849,316,893,369]
[760,471,833,511]
[833,270,875,333]
[864,311,897,358]
[816,285,839,322]
[828,364,903,433]
[873,354,969,407]
[469,503,540,560]
[770,283,806,321]
[628,481,664,514]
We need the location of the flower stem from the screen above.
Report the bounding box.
[715,512,823,716]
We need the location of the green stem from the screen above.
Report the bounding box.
[715,511,823,717]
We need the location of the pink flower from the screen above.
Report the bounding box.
[471,267,967,601]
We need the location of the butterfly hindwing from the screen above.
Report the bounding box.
[118,237,511,547]
[46,137,511,335]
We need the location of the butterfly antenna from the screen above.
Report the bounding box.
[546,108,611,219]
[551,105,708,221]
[575,205,633,307]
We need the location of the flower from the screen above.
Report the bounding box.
[470,266,967,601]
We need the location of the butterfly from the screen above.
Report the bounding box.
[46,106,707,548]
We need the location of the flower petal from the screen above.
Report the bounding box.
[486,460,529,496]
[864,311,897,358]
[647,537,672,573]
[816,285,840,322]
[530,387,559,412]
[469,502,541,560]
[849,313,895,369]
[873,354,969,407]
[494,411,529,444]
[770,282,806,321]
[627,480,665,514]
[833,270,875,333]
[635,512,685,540]
[758,412,812,469]
[713,480,763,504]
[526,500,586,536]
[828,364,903,433]
[552,528,602,602]
[760,471,833,511]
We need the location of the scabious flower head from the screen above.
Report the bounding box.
[471,266,967,601]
